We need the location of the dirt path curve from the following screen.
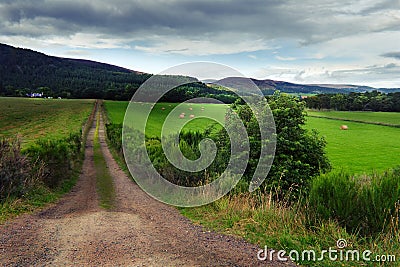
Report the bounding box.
[0,107,295,266]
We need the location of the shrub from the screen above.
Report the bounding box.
[221,94,330,197]
[0,138,35,199]
[309,168,400,236]
[105,123,123,153]
[145,131,215,187]
[24,133,82,188]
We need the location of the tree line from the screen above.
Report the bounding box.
[304,91,400,112]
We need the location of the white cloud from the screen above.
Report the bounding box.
[134,34,272,56]
[275,55,297,61]
[44,33,131,49]
[252,62,400,88]
[63,50,91,56]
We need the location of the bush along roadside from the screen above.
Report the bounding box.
[0,100,97,223]
[102,101,130,175]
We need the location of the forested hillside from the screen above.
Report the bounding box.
[0,43,151,99]
[0,43,240,101]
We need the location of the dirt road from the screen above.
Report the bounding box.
[0,108,294,266]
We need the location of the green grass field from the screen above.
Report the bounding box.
[0,97,94,146]
[307,110,400,126]
[306,116,400,173]
[104,101,228,137]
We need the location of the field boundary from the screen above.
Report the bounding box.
[307,114,400,128]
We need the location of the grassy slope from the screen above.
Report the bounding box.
[306,116,400,174]
[0,97,94,146]
[104,101,228,137]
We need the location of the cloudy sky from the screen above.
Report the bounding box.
[1,0,400,87]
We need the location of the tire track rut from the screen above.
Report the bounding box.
[0,107,295,266]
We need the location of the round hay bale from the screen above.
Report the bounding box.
[340,125,348,130]
[189,107,193,111]
[179,114,185,119]
[189,114,195,118]
[161,107,165,110]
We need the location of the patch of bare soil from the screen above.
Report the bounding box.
[0,109,295,266]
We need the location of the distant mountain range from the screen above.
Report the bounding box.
[211,77,400,95]
[1,43,399,99]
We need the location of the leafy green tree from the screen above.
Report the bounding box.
[330,94,346,110]
[223,93,330,197]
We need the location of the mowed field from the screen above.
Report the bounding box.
[0,97,94,146]
[308,110,400,127]
[306,112,400,174]
[104,101,228,137]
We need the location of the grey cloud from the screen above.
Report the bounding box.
[359,0,400,15]
[381,52,400,60]
[384,63,397,68]
[329,64,400,83]
[0,0,399,50]
[1,0,305,36]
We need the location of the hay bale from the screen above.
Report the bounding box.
[189,114,195,118]
[340,125,348,130]
[189,107,193,111]
[161,107,165,110]
[179,114,185,119]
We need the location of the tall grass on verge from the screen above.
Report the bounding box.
[309,169,400,237]
[105,123,123,154]
[181,168,400,267]
[0,138,42,200]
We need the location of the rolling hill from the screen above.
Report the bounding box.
[1,43,399,100]
[0,43,150,99]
